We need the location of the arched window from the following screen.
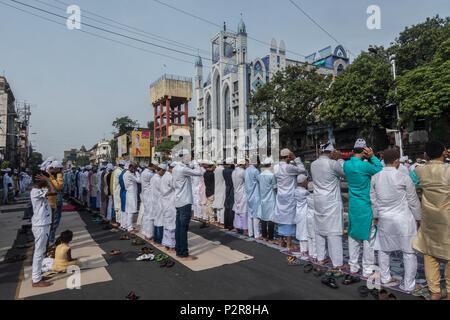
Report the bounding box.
[215,76,221,130]
[206,95,212,130]
[337,64,344,74]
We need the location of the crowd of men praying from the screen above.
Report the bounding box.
[26,139,449,300]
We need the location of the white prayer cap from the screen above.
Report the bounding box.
[280,148,291,157]
[178,149,190,157]
[151,161,159,166]
[407,159,413,163]
[199,159,209,165]
[13,169,18,174]
[106,163,114,171]
[262,157,274,165]
[124,163,130,170]
[5,168,11,172]
[297,174,307,184]
[320,141,335,152]
[216,159,223,165]
[119,160,126,166]
[354,139,367,149]
[225,158,234,165]
[170,161,178,168]
[237,159,246,165]
[400,156,408,163]
[159,163,168,171]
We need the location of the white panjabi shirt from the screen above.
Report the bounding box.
[370,167,422,253]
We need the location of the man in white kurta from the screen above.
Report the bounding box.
[141,162,157,240]
[259,158,277,243]
[371,149,422,292]
[310,142,347,269]
[112,160,125,227]
[213,160,226,227]
[2,169,13,204]
[150,166,164,245]
[244,160,262,239]
[232,160,248,234]
[160,163,177,251]
[272,149,307,250]
[96,166,103,212]
[123,164,141,233]
[295,174,310,254]
[398,156,411,177]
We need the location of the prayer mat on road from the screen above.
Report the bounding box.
[136,231,253,272]
[16,211,112,299]
[62,205,77,212]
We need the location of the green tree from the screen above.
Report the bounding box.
[75,156,90,166]
[112,116,139,135]
[320,49,394,143]
[247,64,332,149]
[1,161,12,170]
[394,38,450,131]
[390,15,450,75]
[155,139,179,154]
[147,121,154,131]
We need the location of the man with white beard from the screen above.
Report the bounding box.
[310,141,348,270]
[272,149,307,250]
[123,163,141,233]
[141,162,157,240]
[213,160,226,227]
[371,149,422,292]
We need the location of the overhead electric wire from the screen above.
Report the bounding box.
[52,0,210,55]
[152,0,307,59]
[288,0,354,57]
[30,0,210,55]
[9,0,208,60]
[0,0,194,65]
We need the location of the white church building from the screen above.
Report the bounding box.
[194,16,350,162]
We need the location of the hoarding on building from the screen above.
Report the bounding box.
[131,131,150,157]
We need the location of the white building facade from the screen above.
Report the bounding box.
[194,16,350,162]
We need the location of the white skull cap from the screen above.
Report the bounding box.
[297,174,307,184]
[354,139,367,149]
[280,148,291,157]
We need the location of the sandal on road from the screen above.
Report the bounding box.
[165,260,175,268]
[132,239,146,246]
[155,254,169,262]
[136,254,155,262]
[120,235,130,240]
[303,263,314,273]
[321,277,339,289]
[358,285,370,297]
[287,256,304,266]
[159,260,168,267]
[313,266,327,277]
[342,274,361,285]
[109,250,121,256]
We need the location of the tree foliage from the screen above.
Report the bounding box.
[112,116,139,135]
[390,15,450,75]
[75,156,90,166]
[320,49,394,130]
[394,38,450,123]
[109,139,118,162]
[155,139,179,153]
[247,64,332,147]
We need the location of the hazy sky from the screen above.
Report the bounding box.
[1,0,448,160]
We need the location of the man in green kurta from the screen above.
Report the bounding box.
[344,139,383,277]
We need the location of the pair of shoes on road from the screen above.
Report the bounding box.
[109,250,121,256]
[125,290,139,300]
[136,254,155,261]
[132,239,146,246]
[286,256,304,266]
[155,253,169,262]
[138,247,154,255]
[342,274,361,285]
[159,259,175,268]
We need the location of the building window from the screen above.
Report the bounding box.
[225,86,231,133]
[233,81,239,92]
[337,64,344,74]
